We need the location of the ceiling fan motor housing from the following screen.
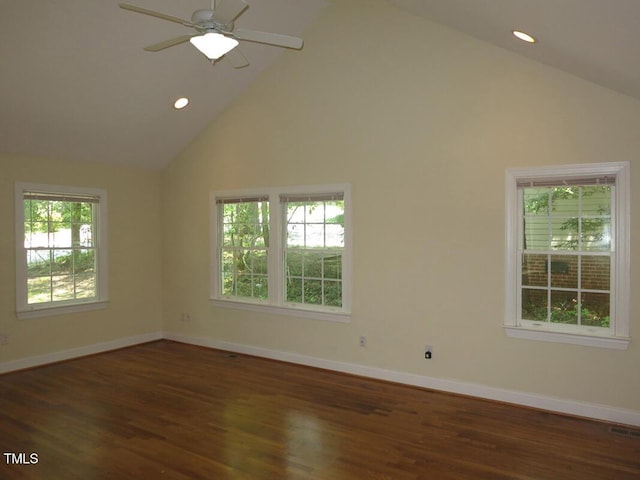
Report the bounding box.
[191,9,232,32]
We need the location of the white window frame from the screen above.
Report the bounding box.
[210,184,351,323]
[15,182,109,319]
[504,162,630,349]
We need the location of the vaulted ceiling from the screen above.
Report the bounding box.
[1,0,638,170]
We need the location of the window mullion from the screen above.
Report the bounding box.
[269,192,282,306]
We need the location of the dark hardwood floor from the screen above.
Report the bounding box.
[1,340,638,479]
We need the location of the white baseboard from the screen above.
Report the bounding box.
[0,331,163,374]
[164,332,640,427]
[3,330,638,427]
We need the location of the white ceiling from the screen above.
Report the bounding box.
[1,0,639,170]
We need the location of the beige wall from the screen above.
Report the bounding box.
[0,153,163,363]
[162,0,640,412]
[2,0,638,417]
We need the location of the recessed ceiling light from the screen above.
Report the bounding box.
[173,97,190,110]
[512,30,536,43]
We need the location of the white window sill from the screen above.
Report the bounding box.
[210,298,351,323]
[17,300,109,320]
[504,325,630,350]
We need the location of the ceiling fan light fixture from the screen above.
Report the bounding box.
[190,32,239,59]
[512,30,536,43]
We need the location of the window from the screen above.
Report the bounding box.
[218,196,270,300]
[505,162,630,349]
[211,185,351,322]
[283,193,345,308]
[15,183,108,318]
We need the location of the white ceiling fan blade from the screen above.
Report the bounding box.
[213,0,248,25]
[233,28,303,49]
[224,47,250,68]
[144,35,195,52]
[119,3,194,27]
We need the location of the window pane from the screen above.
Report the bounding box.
[305,203,325,223]
[53,250,73,275]
[75,273,96,299]
[52,275,74,301]
[21,190,102,308]
[582,186,611,216]
[236,274,253,297]
[521,289,547,321]
[581,293,610,328]
[220,248,268,300]
[551,187,579,216]
[78,224,94,247]
[581,218,610,252]
[27,200,49,222]
[75,249,95,274]
[287,224,304,247]
[27,250,51,278]
[581,256,610,291]
[79,202,94,223]
[551,217,578,251]
[323,254,342,280]
[523,216,549,250]
[222,272,236,296]
[286,202,306,223]
[304,252,323,278]
[286,251,303,276]
[286,277,303,303]
[324,281,342,307]
[304,279,323,306]
[521,254,547,287]
[284,198,345,308]
[325,224,344,248]
[549,255,577,289]
[28,277,51,304]
[550,291,578,325]
[251,250,268,275]
[26,222,50,247]
[253,275,268,299]
[221,251,235,275]
[523,188,550,215]
[219,200,269,300]
[305,224,324,247]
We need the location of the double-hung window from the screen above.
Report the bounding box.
[15,183,108,318]
[211,185,351,322]
[505,162,630,349]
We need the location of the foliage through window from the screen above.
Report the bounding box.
[283,195,344,308]
[521,185,611,328]
[504,162,630,349]
[212,186,350,320]
[219,197,269,300]
[15,183,108,317]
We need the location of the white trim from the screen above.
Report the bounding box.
[164,333,640,427]
[0,332,162,374]
[210,183,352,319]
[505,326,630,350]
[15,182,109,317]
[210,298,351,323]
[3,331,638,426]
[16,300,109,320]
[504,162,630,348]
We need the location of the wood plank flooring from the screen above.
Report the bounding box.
[1,340,638,479]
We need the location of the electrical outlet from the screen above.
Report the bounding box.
[0,334,9,345]
[424,345,433,359]
[181,313,191,322]
[359,335,367,347]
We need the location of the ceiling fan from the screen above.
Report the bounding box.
[119,0,304,68]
